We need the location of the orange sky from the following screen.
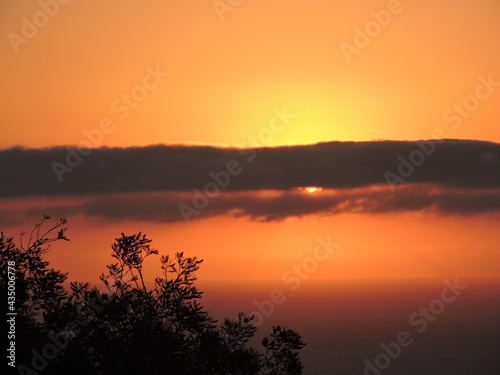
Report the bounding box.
[1,0,499,285]
[1,0,500,148]
[2,194,499,283]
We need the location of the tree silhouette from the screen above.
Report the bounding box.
[1,218,305,375]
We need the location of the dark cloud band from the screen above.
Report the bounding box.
[0,139,499,198]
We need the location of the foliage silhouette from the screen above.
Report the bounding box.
[1,218,305,375]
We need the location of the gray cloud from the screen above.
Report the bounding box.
[1,186,499,225]
[0,139,499,198]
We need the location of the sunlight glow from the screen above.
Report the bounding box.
[301,186,323,193]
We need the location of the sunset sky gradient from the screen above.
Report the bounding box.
[1,1,499,373]
[1,0,499,283]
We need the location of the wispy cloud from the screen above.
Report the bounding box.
[2,185,499,226]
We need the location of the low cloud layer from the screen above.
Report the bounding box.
[1,186,499,226]
[0,139,499,198]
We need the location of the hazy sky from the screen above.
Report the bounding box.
[1,0,500,148]
[1,0,499,285]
